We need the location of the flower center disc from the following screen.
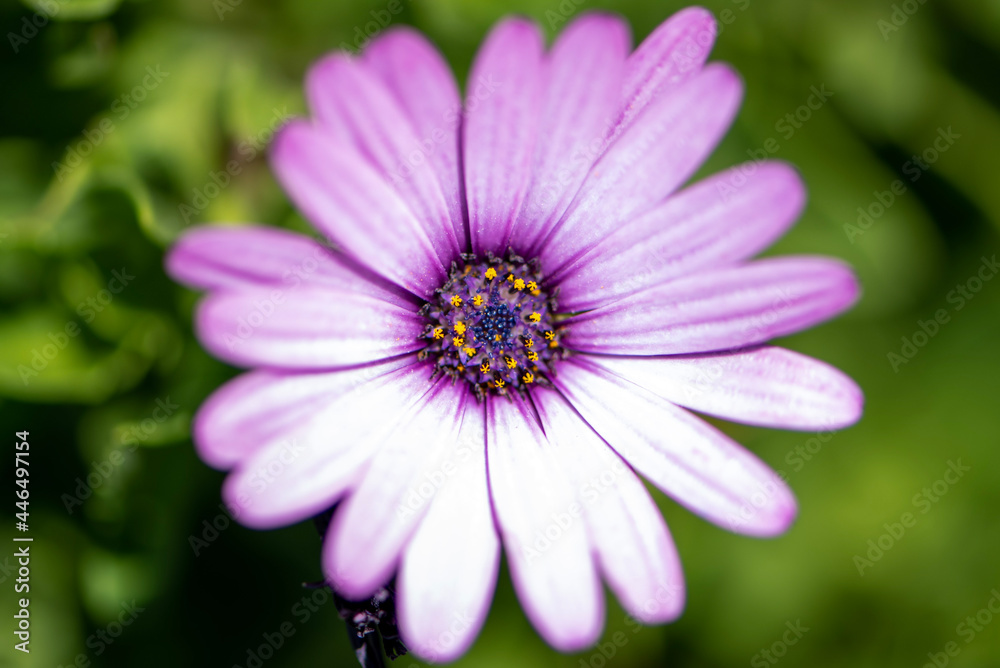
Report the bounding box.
[419,252,564,398]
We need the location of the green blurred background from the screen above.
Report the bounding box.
[2,0,999,666]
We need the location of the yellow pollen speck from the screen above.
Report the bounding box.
[472,295,483,306]
[528,312,541,323]
[527,351,538,362]
[432,327,444,339]
[457,364,464,372]
[463,346,476,357]
[506,273,515,283]
[450,295,462,307]
[504,356,516,369]
[494,334,501,341]
[453,336,464,347]
[549,340,558,348]
[454,322,467,335]
[513,278,526,291]
[527,281,538,291]
[544,330,555,340]
[484,267,497,280]
[480,361,491,374]
[522,372,534,384]
[530,289,541,296]
[463,265,471,275]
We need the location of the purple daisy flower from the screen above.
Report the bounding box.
[166,7,862,662]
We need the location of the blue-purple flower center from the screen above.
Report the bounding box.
[419,252,564,398]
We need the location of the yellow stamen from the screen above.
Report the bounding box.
[495,378,505,389]
[480,361,491,374]
[506,273,515,283]
[544,330,555,340]
[484,267,497,281]
[504,356,516,369]
[526,281,538,292]
[513,278,526,291]
[472,295,483,307]
[450,295,462,307]
[528,312,541,323]
[454,322,467,335]
[524,338,534,349]
[463,347,476,357]
[527,351,538,362]
[522,372,534,384]
[432,327,444,339]
[453,336,464,347]
[549,340,558,348]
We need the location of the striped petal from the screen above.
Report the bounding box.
[556,358,796,537]
[564,257,859,356]
[591,347,863,431]
[486,394,604,651]
[464,18,545,255]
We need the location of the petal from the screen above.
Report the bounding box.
[464,18,546,255]
[193,357,413,469]
[325,379,469,599]
[565,257,860,356]
[540,64,743,278]
[363,27,466,250]
[555,358,797,537]
[612,7,717,139]
[591,347,863,431]
[486,394,604,652]
[512,13,630,254]
[533,388,685,624]
[557,161,806,311]
[222,362,432,529]
[270,121,446,299]
[306,53,462,265]
[397,403,501,663]
[195,285,424,369]
[165,224,416,308]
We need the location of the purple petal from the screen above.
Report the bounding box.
[612,6,717,139]
[558,161,806,311]
[555,358,797,537]
[270,121,446,299]
[464,18,546,255]
[363,28,466,251]
[195,285,424,369]
[325,379,469,599]
[397,403,500,662]
[533,388,686,624]
[512,13,630,254]
[221,362,431,529]
[194,357,413,469]
[305,53,462,266]
[565,257,860,356]
[540,64,743,277]
[591,347,864,431]
[486,394,604,651]
[165,225,416,308]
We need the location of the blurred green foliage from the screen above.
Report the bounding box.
[1,0,999,666]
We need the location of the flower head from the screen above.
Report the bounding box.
[166,7,862,663]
